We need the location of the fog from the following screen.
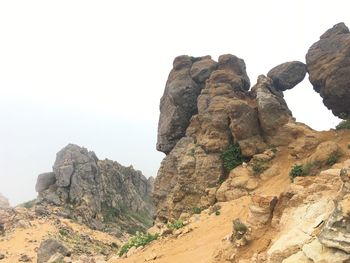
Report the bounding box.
[0,0,346,205]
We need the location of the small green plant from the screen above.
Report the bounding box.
[215,210,221,216]
[192,207,203,214]
[118,232,159,257]
[221,144,246,172]
[326,153,340,166]
[289,164,303,182]
[347,144,350,150]
[187,148,195,156]
[336,120,350,130]
[167,219,184,230]
[232,219,248,240]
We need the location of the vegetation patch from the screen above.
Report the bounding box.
[326,153,341,166]
[336,119,350,130]
[56,225,118,256]
[118,232,159,257]
[192,207,203,214]
[167,219,184,230]
[221,143,247,172]
[289,162,319,182]
[19,199,36,209]
[232,219,248,240]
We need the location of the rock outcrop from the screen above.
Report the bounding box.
[306,22,350,118]
[154,53,310,222]
[0,193,9,209]
[156,55,218,154]
[35,144,154,235]
[318,168,350,253]
[267,61,307,91]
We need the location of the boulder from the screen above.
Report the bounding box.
[35,172,56,193]
[306,22,350,118]
[267,61,307,91]
[37,238,69,263]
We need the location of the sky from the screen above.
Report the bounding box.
[0,0,348,205]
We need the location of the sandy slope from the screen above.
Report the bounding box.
[112,129,350,263]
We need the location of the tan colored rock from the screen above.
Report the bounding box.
[247,195,277,227]
[216,167,254,202]
[282,251,312,263]
[306,141,341,166]
[302,239,350,263]
[319,169,350,253]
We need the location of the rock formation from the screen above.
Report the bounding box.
[35,144,154,235]
[267,61,307,91]
[154,53,313,222]
[0,193,9,209]
[306,22,350,119]
[156,55,218,154]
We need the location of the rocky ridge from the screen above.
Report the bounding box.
[35,144,154,235]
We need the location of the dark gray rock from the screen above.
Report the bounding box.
[36,144,154,234]
[190,58,217,83]
[37,238,69,263]
[35,173,56,193]
[306,22,350,118]
[267,61,307,91]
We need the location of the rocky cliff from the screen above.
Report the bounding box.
[35,144,154,235]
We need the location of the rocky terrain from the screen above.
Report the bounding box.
[2,22,350,263]
[35,144,154,235]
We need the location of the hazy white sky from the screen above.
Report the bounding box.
[0,0,347,205]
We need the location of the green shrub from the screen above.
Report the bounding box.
[167,219,184,230]
[232,219,248,240]
[215,210,221,216]
[289,164,303,182]
[336,120,350,130]
[221,144,246,172]
[192,207,203,214]
[348,144,350,150]
[118,232,158,256]
[326,153,340,166]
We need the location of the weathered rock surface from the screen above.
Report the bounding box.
[35,172,56,193]
[306,22,350,118]
[156,55,217,154]
[318,168,350,253]
[267,61,307,91]
[37,238,69,263]
[36,144,154,234]
[0,193,9,209]
[247,195,277,227]
[154,53,311,222]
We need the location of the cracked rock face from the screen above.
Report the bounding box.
[156,55,218,154]
[306,22,350,119]
[318,169,350,253]
[35,144,154,234]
